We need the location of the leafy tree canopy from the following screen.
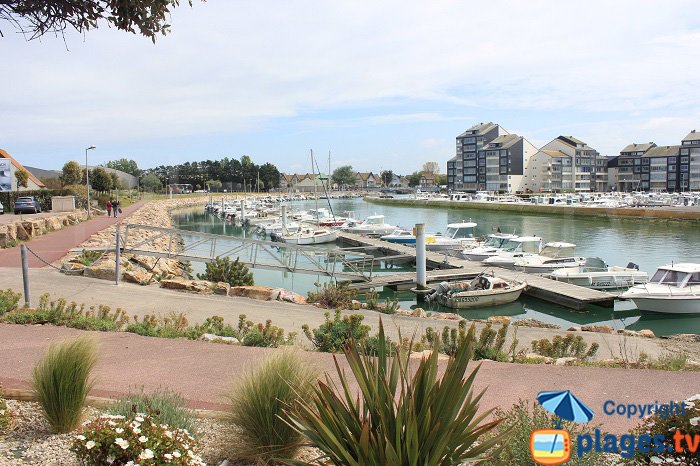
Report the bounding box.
[380,170,393,187]
[61,160,83,186]
[105,158,141,177]
[407,171,422,187]
[15,168,29,189]
[140,173,162,192]
[90,167,112,193]
[0,0,198,41]
[331,166,356,187]
[422,161,440,174]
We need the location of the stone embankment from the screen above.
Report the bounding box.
[0,211,88,248]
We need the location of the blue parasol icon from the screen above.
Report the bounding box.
[537,390,594,425]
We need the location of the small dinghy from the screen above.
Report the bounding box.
[425,273,527,309]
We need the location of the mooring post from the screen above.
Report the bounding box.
[115,225,121,286]
[281,205,287,233]
[415,223,427,290]
[241,202,246,225]
[20,244,30,307]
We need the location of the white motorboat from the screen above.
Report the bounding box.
[281,228,338,245]
[621,263,700,314]
[341,214,397,236]
[510,242,586,274]
[462,233,519,261]
[380,229,416,244]
[425,273,527,309]
[548,257,649,290]
[426,222,478,251]
[258,219,301,235]
[481,236,543,268]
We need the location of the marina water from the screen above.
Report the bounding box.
[171,198,700,336]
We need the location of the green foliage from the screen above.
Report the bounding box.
[227,351,319,462]
[108,388,196,433]
[0,288,22,315]
[105,158,141,177]
[61,161,84,186]
[73,412,202,466]
[650,351,693,371]
[126,312,190,338]
[205,179,222,191]
[364,289,399,314]
[531,334,599,360]
[197,257,254,286]
[331,165,357,187]
[626,394,700,464]
[380,169,393,187]
[6,187,89,211]
[90,167,113,193]
[307,281,356,309]
[2,293,128,331]
[421,321,514,362]
[77,249,102,266]
[32,336,97,433]
[0,386,10,433]
[486,400,605,465]
[15,169,29,190]
[302,310,370,353]
[140,173,163,192]
[287,320,507,465]
[407,171,423,187]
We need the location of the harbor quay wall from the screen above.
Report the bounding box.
[364,197,700,222]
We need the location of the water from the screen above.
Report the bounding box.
[171,199,700,336]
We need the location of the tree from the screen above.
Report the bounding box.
[140,173,162,192]
[90,167,113,193]
[407,171,422,187]
[422,161,440,175]
[435,174,448,186]
[15,169,28,191]
[61,161,83,186]
[0,0,198,42]
[258,162,280,191]
[105,159,141,177]
[380,170,394,187]
[109,172,122,190]
[206,179,222,192]
[332,166,356,189]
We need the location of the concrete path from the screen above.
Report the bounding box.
[0,323,698,434]
[0,201,145,268]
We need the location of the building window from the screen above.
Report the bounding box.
[668,157,677,164]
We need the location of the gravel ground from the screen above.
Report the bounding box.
[0,400,324,466]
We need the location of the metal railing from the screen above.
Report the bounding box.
[121,224,375,281]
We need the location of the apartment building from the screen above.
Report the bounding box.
[681,130,700,191]
[447,122,509,191]
[607,143,656,192]
[527,136,602,192]
[477,134,538,193]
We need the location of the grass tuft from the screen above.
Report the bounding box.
[226,350,318,463]
[108,387,197,433]
[32,336,97,433]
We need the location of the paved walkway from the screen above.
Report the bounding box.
[0,323,698,434]
[0,201,145,268]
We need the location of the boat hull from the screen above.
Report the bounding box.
[550,271,648,290]
[282,231,338,245]
[624,296,700,314]
[438,283,526,309]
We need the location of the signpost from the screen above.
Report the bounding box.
[0,159,11,192]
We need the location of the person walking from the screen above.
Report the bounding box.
[105,200,112,217]
[112,199,119,218]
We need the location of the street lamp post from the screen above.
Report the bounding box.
[85,146,96,217]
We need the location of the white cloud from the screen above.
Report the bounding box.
[1,0,699,168]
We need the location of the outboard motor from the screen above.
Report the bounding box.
[626,262,640,270]
[425,281,450,302]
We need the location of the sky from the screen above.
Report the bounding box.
[2,0,700,174]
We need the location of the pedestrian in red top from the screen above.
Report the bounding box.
[106,200,112,217]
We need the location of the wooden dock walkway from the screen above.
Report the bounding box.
[336,231,615,310]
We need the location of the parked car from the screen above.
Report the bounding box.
[14,196,42,214]
[0,200,4,215]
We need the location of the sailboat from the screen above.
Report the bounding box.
[281,149,338,245]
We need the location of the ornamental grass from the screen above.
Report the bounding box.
[226,350,319,463]
[32,336,97,433]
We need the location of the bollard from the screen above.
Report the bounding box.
[115,225,121,285]
[20,244,30,307]
[241,203,246,226]
[415,223,427,290]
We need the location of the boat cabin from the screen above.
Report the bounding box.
[442,222,477,239]
[539,242,577,259]
[649,264,700,288]
[500,236,542,254]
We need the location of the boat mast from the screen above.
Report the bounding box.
[311,149,319,227]
[314,154,336,220]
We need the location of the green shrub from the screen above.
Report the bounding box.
[485,400,606,465]
[531,334,599,360]
[197,257,254,286]
[2,294,129,331]
[77,249,103,266]
[125,312,190,338]
[625,394,700,464]
[363,289,399,314]
[421,321,514,362]
[287,320,507,465]
[650,351,693,371]
[0,288,21,315]
[0,386,10,433]
[307,281,356,309]
[188,315,237,339]
[32,336,97,433]
[72,411,202,465]
[108,388,196,434]
[302,310,370,352]
[227,351,318,463]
